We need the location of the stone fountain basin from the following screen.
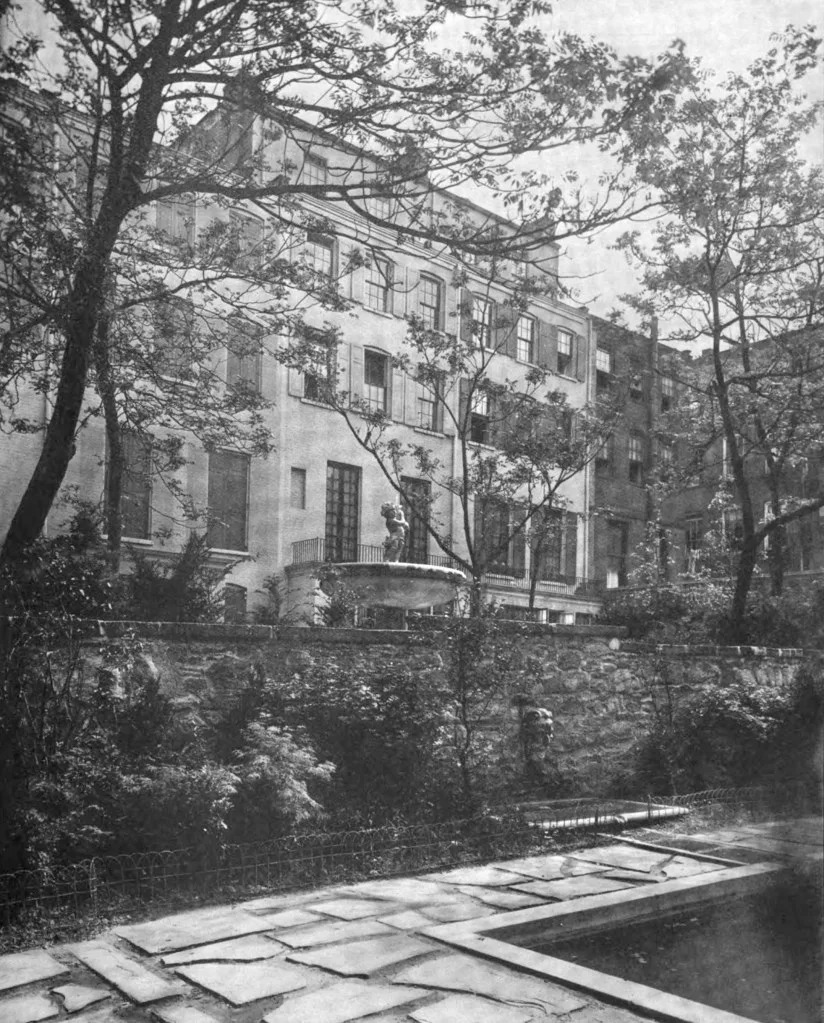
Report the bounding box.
[322,562,465,609]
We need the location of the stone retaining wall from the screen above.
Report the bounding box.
[88,621,807,796]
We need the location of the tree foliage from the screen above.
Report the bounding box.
[1,0,689,566]
[616,26,824,637]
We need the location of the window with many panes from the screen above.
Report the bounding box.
[364,258,393,313]
[363,349,389,412]
[106,431,152,540]
[684,516,702,572]
[661,374,675,412]
[606,520,629,588]
[401,477,431,564]
[596,347,612,391]
[470,390,490,444]
[595,433,614,472]
[303,154,327,187]
[629,374,644,401]
[628,434,645,484]
[475,499,523,577]
[658,440,674,479]
[325,461,360,561]
[153,298,195,379]
[516,316,535,363]
[473,294,493,349]
[417,374,443,432]
[306,232,335,278]
[207,450,249,551]
[557,329,573,375]
[418,274,442,330]
[304,344,335,402]
[534,507,564,580]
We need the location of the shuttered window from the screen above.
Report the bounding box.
[516,316,535,363]
[401,477,431,564]
[418,274,443,330]
[325,461,360,561]
[207,450,250,551]
[606,520,629,588]
[306,233,335,278]
[226,324,261,390]
[557,329,573,375]
[365,258,393,313]
[364,349,389,411]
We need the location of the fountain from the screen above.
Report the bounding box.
[318,501,466,612]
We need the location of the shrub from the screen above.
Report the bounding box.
[117,533,224,622]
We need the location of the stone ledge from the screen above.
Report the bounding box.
[619,640,807,659]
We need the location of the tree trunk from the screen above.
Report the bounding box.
[729,536,759,641]
[94,314,124,572]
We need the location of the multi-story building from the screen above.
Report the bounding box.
[1,88,604,624]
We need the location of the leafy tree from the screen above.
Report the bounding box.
[617,27,824,638]
[1,0,689,568]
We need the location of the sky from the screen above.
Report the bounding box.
[524,0,824,323]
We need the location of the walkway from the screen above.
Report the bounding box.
[1,818,820,1023]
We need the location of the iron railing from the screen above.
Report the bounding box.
[290,537,457,569]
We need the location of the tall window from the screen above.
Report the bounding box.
[473,295,493,349]
[606,520,629,588]
[417,375,443,432]
[304,344,335,402]
[629,374,643,401]
[226,324,261,390]
[474,500,526,578]
[153,298,195,379]
[557,329,573,375]
[684,516,702,572]
[325,461,360,561]
[229,212,263,269]
[534,507,564,580]
[107,431,152,540]
[401,477,431,564]
[365,258,393,313]
[303,154,328,186]
[363,349,389,412]
[786,517,815,572]
[658,440,674,479]
[418,274,442,330]
[207,450,249,551]
[470,390,490,444]
[661,374,675,412]
[516,316,535,363]
[595,432,614,473]
[628,434,645,484]
[306,232,335,278]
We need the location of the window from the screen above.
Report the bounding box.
[534,507,563,580]
[787,516,815,572]
[207,450,249,551]
[658,440,674,479]
[303,154,327,187]
[516,316,535,363]
[153,298,195,379]
[325,461,360,561]
[223,584,247,623]
[106,431,152,540]
[606,520,629,588]
[595,348,612,391]
[629,374,643,401]
[472,294,493,349]
[661,374,675,412]
[156,194,195,246]
[418,274,442,330]
[557,329,573,375]
[363,349,389,412]
[595,433,614,472]
[724,507,743,549]
[365,257,393,313]
[290,467,307,510]
[474,499,525,577]
[230,212,263,269]
[684,516,702,572]
[401,477,431,564]
[470,390,490,444]
[306,232,335,278]
[417,375,443,432]
[628,434,645,484]
[304,344,335,402]
[226,324,261,390]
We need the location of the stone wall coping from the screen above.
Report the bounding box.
[619,640,807,659]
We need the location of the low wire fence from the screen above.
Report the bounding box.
[1,785,815,930]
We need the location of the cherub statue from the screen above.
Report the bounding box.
[381,502,409,562]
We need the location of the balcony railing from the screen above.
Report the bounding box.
[290,537,457,569]
[481,571,601,597]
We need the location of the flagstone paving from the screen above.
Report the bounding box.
[0,950,68,993]
[1,817,819,1023]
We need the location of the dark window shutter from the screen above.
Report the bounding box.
[564,511,578,579]
[512,510,527,578]
[208,450,249,551]
[536,320,557,370]
[459,288,474,345]
[574,333,587,381]
[458,377,471,434]
[495,306,516,358]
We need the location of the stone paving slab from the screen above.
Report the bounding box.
[115,906,274,954]
[457,887,547,910]
[409,993,535,1023]
[51,983,111,1012]
[0,950,69,993]
[660,856,726,879]
[68,941,187,1004]
[492,854,603,880]
[173,960,306,1006]
[261,980,424,1023]
[252,908,321,929]
[338,878,449,904]
[511,875,635,900]
[394,952,586,1015]
[572,846,671,873]
[425,865,530,887]
[68,1008,121,1023]
[287,933,433,976]
[377,909,435,931]
[272,918,395,949]
[312,898,404,920]
[418,902,496,923]
[0,991,60,1023]
[151,1003,223,1023]
[160,935,283,966]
